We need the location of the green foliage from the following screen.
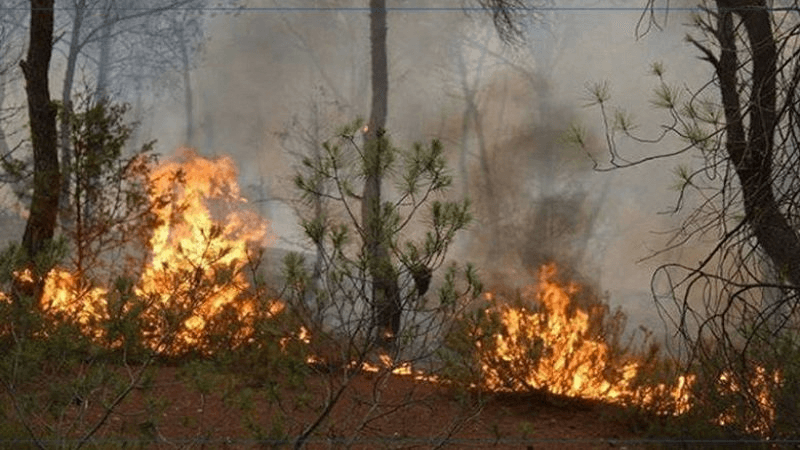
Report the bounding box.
[61,96,160,283]
[290,120,481,352]
[280,121,483,444]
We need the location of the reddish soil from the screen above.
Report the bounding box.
[72,366,641,449]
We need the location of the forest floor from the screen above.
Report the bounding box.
[65,365,654,449]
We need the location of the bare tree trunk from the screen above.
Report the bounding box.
[59,0,87,228]
[454,39,490,198]
[714,0,800,288]
[454,35,501,257]
[179,26,194,146]
[95,14,113,102]
[19,0,59,295]
[0,71,10,160]
[202,90,214,151]
[362,0,401,346]
[80,14,114,227]
[307,99,326,329]
[130,74,144,150]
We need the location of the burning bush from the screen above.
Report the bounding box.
[0,100,311,447]
[445,264,636,397]
[0,98,288,359]
[442,263,699,417]
[441,262,800,440]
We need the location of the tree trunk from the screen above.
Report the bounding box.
[714,0,800,288]
[179,25,194,146]
[362,0,401,346]
[0,71,10,162]
[19,0,59,292]
[95,13,113,102]
[454,33,502,258]
[59,0,86,227]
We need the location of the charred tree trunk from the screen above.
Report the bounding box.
[363,0,401,346]
[19,0,59,295]
[714,0,800,288]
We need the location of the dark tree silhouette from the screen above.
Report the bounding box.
[20,0,59,284]
[567,0,800,436]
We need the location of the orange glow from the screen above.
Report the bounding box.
[361,353,437,381]
[716,366,779,434]
[41,268,109,339]
[23,149,276,354]
[476,263,693,414]
[134,148,272,353]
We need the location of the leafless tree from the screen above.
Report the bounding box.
[0,1,30,211]
[569,0,800,436]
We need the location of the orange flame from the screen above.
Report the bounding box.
[476,263,692,414]
[41,268,108,339]
[716,366,779,434]
[21,149,278,354]
[474,263,781,429]
[134,149,273,353]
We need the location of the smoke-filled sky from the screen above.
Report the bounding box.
[2,1,716,332]
[145,1,715,330]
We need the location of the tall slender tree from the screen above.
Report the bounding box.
[19,0,58,296]
[362,0,402,345]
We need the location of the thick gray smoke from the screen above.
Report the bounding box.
[5,1,711,333]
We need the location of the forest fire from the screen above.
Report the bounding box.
[31,149,276,353]
[3,147,779,432]
[472,263,780,428]
[474,264,693,413]
[135,148,272,353]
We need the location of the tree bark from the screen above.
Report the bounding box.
[95,12,113,102]
[362,0,401,345]
[179,25,194,146]
[714,0,800,288]
[20,0,59,284]
[59,0,86,227]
